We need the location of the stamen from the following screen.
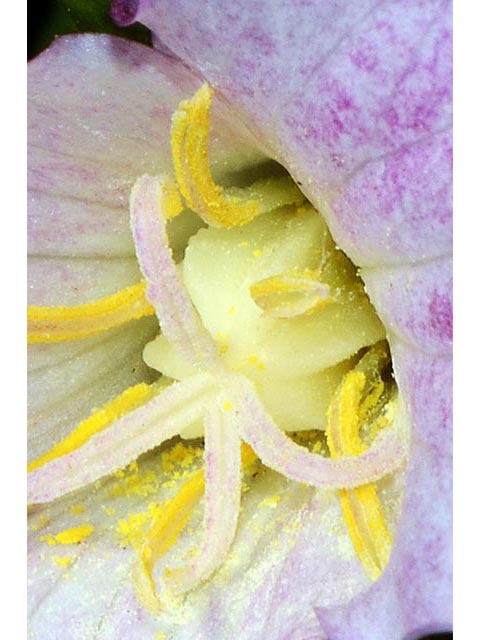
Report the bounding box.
[134,468,205,614]
[171,83,258,228]
[250,268,331,318]
[27,382,155,473]
[171,84,304,229]
[134,443,257,611]
[326,356,393,579]
[27,281,154,343]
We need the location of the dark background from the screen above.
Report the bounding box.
[28,0,150,60]
[27,2,453,639]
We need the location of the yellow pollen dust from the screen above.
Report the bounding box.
[250,269,331,318]
[70,505,86,515]
[28,382,155,473]
[326,365,392,580]
[41,524,94,546]
[27,281,154,343]
[133,444,258,613]
[259,494,281,508]
[53,555,75,569]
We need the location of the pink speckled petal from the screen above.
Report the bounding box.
[28,34,263,258]
[113,1,452,637]
[116,0,452,266]
[362,256,453,357]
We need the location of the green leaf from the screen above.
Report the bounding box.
[28,0,151,60]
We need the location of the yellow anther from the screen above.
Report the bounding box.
[171,83,260,228]
[41,524,94,546]
[250,269,331,318]
[27,281,155,343]
[327,371,366,458]
[28,383,155,473]
[170,84,305,229]
[134,468,205,613]
[326,366,392,580]
[134,444,257,612]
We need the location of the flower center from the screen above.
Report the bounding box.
[143,88,385,439]
[28,84,406,610]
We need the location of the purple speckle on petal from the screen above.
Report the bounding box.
[349,42,379,73]
[428,290,453,342]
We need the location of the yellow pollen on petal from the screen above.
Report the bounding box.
[326,368,392,580]
[53,555,75,569]
[27,382,155,473]
[259,494,281,508]
[250,269,331,318]
[133,444,258,612]
[41,524,94,546]
[30,514,50,532]
[27,281,155,343]
[70,505,86,515]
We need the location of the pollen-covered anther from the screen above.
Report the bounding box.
[27,281,155,343]
[27,382,155,473]
[326,345,394,580]
[250,269,331,318]
[134,443,258,611]
[171,83,304,229]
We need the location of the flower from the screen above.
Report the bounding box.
[28,1,452,639]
